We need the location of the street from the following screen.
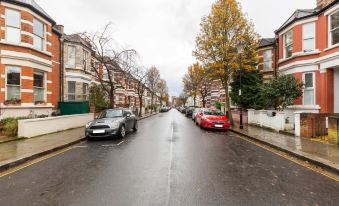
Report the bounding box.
[0,110,338,206]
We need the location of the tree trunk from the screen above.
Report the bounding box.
[139,95,143,117]
[225,84,234,125]
[193,96,196,107]
[202,96,206,108]
[109,88,115,108]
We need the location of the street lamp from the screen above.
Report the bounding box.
[236,42,244,130]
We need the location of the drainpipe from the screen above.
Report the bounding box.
[60,36,64,102]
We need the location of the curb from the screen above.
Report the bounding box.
[230,129,339,175]
[0,112,160,173]
[0,137,86,173]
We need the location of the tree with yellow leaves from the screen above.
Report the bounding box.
[183,63,201,106]
[193,0,258,123]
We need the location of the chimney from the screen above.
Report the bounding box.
[55,24,64,35]
[317,0,335,9]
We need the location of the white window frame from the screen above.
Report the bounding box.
[83,49,89,71]
[5,66,21,101]
[33,70,46,102]
[302,22,316,52]
[283,30,293,59]
[329,9,339,47]
[68,81,76,101]
[33,18,45,51]
[302,72,316,106]
[67,45,76,67]
[83,83,89,101]
[263,49,273,71]
[5,8,21,43]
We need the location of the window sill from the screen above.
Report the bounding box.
[324,43,339,51]
[0,40,52,56]
[279,50,321,64]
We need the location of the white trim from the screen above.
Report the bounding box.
[1,88,5,92]
[279,50,321,64]
[1,74,5,79]
[279,17,319,36]
[257,46,274,52]
[46,42,52,46]
[0,27,4,31]
[0,14,4,18]
[47,91,52,95]
[1,2,52,26]
[0,50,52,68]
[324,3,339,16]
[280,65,318,75]
[21,31,34,38]
[21,76,33,80]
[65,72,92,81]
[22,89,34,93]
[46,32,52,36]
[21,19,33,26]
[47,80,53,84]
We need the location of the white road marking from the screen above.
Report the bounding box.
[101,141,124,147]
[117,140,125,146]
[166,119,174,206]
[73,146,88,148]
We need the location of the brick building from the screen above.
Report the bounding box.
[276,0,339,113]
[257,38,277,82]
[0,0,61,119]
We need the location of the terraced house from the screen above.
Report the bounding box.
[0,0,61,119]
[276,0,339,113]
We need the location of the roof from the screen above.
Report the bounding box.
[275,9,317,34]
[64,34,93,49]
[4,0,56,25]
[258,38,275,49]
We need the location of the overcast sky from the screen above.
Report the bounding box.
[37,0,315,96]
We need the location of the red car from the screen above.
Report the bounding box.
[196,109,231,131]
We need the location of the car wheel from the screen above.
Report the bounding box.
[119,125,126,138]
[200,122,203,129]
[133,121,138,132]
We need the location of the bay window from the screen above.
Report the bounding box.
[34,71,45,102]
[303,73,315,105]
[68,81,76,101]
[284,30,293,58]
[330,10,339,46]
[263,50,272,70]
[33,19,45,51]
[6,67,21,100]
[5,9,21,43]
[303,22,315,52]
[68,46,76,67]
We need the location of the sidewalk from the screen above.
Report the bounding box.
[230,124,339,174]
[0,112,159,172]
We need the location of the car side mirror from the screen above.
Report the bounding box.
[126,113,131,118]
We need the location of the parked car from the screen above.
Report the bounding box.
[85,108,138,139]
[160,106,170,113]
[185,106,199,117]
[196,109,231,131]
[192,108,203,122]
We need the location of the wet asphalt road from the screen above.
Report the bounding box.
[0,110,338,206]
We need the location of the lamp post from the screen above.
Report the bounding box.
[236,42,244,130]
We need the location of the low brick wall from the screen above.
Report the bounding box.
[18,114,94,138]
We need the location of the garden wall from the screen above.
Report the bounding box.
[18,114,94,138]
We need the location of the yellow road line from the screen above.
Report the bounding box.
[0,146,75,178]
[235,134,339,182]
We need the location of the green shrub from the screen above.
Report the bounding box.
[4,118,18,137]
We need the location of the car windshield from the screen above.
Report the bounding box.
[99,110,123,118]
[204,110,224,116]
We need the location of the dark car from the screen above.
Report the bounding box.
[185,106,199,117]
[85,109,138,139]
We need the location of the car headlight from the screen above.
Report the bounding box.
[86,121,93,129]
[110,121,120,129]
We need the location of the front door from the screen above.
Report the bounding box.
[335,69,339,113]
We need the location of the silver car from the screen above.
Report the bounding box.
[85,109,138,139]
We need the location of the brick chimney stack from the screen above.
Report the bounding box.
[317,0,335,9]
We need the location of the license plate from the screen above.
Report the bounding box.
[215,125,223,128]
[93,130,105,134]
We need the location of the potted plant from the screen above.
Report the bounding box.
[3,99,21,106]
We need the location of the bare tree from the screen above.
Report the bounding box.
[179,92,188,106]
[146,66,160,113]
[157,79,169,108]
[82,23,138,108]
[132,66,148,117]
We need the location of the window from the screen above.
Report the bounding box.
[68,46,76,67]
[303,73,315,105]
[303,23,315,52]
[284,30,293,58]
[83,50,89,71]
[330,10,339,46]
[83,83,88,101]
[103,67,109,80]
[263,50,273,70]
[33,19,45,51]
[6,67,21,100]
[34,71,45,102]
[68,81,76,101]
[5,9,21,43]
